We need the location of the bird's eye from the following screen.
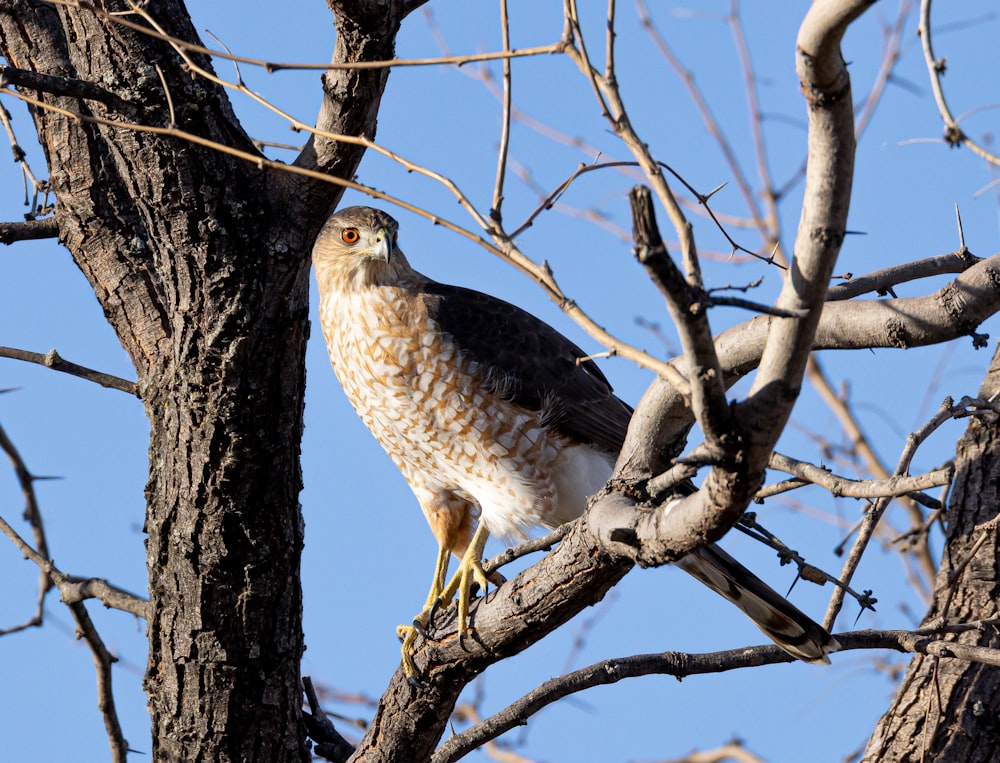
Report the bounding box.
[341,228,361,244]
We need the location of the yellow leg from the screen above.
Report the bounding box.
[438,522,493,639]
[396,543,451,680]
[396,522,496,681]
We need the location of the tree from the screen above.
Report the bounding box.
[1,1,998,761]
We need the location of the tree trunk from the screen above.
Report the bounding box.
[0,1,411,760]
[863,346,1000,762]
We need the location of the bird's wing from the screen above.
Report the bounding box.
[420,282,633,455]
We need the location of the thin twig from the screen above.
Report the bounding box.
[0,347,138,396]
[0,418,50,635]
[67,599,129,763]
[47,0,568,72]
[0,510,149,618]
[918,0,1000,165]
[489,0,512,225]
[823,396,994,629]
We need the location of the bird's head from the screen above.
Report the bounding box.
[313,206,415,292]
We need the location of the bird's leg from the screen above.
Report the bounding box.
[437,521,494,640]
[396,542,451,680]
[396,523,499,680]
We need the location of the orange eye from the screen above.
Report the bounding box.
[341,228,360,244]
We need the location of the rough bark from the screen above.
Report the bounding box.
[863,345,1000,762]
[0,1,413,760]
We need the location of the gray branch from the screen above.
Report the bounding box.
[0,347,138,397]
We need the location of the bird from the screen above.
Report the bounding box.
[312,205,838,677]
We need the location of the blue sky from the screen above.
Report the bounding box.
[2,2,999,761]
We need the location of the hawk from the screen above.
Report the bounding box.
[313,206,837,677]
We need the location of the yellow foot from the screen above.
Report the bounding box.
[396,523,503,681]
[397,624,421,683]
[439,538,495,641]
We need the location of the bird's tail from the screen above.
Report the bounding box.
[676,544,839,664]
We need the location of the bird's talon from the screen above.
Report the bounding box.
[412,619,430,640]
[427,596,442,623]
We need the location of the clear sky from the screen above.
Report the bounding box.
[2,2,998,761]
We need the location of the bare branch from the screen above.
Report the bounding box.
[0,99,53,219]
[67,598,129,763]
[824,395,992,629]
[768,451,953,501]
[0,64,131,112]
[489,0,513,224]
[432,626,1000,763]
[827,247,981,301]
[734,511,878,613]
[303,677,355,763]
[0,510,150,619]
[0,418,50,635]
[0,218,59,244]
[629,185,729,450]
[0,420,136,760]
[734,0,866,449]
[919,0,1000,165]
[0,347,138,396]
[45,0,564,73]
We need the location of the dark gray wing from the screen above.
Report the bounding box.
[420,281,632,455]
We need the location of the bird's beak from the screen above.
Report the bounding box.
[370,227,393,263]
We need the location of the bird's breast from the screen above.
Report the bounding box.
[317,287,582,539]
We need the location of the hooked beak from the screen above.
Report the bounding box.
[370,227,393,263]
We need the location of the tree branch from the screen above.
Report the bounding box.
[0,417,50,635]
[918,0,1000,165]
[826,247,981,301]
[768,451,952,501]
[618,251,1000,485]
[0,347,138,396]
[629,185,730,455]
[66,598,129,763]
[432,625,1000,762]
[0,63,131,112]
[825,395,998,629]
[0,218,59,244]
